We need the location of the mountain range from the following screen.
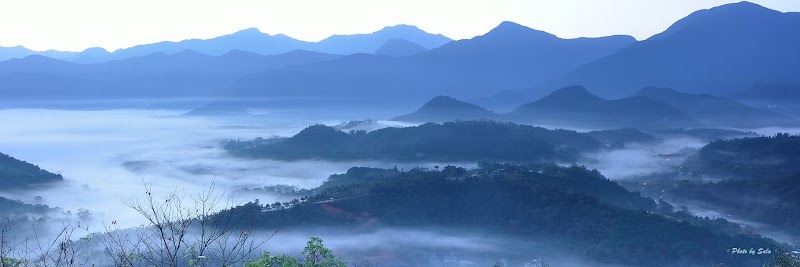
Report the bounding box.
[506,86,700,130]
[475,2,800,110]
[390,85,799,130]
[224,21,636,103]
[0,25,450,63]
[0,49,342,101]
[542,2,800,99]
[633,87,799,128]
[1,1,799,114]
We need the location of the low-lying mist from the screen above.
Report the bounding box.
[258,227,632,267]
[580,137,705,179]
[0,109,469,231]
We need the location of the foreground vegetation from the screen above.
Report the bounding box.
[221,163,782,266]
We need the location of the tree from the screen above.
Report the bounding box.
[244,252,299,267]
[771,246,800,267]
[301,237,346,267]
[244,237,346,267]
[0,218,92,267]
[107,182,273,267]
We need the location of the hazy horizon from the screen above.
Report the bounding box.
[2,0,800,52]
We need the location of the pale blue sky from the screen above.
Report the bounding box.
[1,0,798,52]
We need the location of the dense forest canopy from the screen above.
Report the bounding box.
[0,152,63,189]
[220,163,777,266]
[682,133,800,179]
[669,172,800,235]
[225,121,603,162]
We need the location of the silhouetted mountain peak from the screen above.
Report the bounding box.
[649,1,780,40]
[712,1,775,14]
[485,21,556,39]
[494,21,527,31]
[392,96,497,122]
[290,124,351,145]
[378,24,423,32]
[423,96,477,109]
[540,86,604,103]
[231,27,267,36]
[81,47,110,54]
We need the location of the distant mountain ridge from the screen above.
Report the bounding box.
[391,86,794,130]
[0,49,343,101]
[0,25,451,63]
[505,86,701,130]
[633,87,800,128]
[225,21,636,103]
[544,1,800,98]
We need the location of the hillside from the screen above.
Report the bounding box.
[634,87,799,128]
[505,86,701,130]
[669,172,800,235]
[391,96,499,123]
[225,22,635,104]
[224,163,775,266]
[682,133,800,179]
[547,2,800,98]
[225,121,602,162]
[0,50,342,102]
[0,152,63,189]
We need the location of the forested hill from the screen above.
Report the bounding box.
[0,152,63,189]
[223,163,776,266]
[670,172,800,235]
[225,121,602,162]
[682,133,800,179]
[0,196,54,224]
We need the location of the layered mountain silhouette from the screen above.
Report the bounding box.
[0,46,39,61]
[0,46,81,62]
[313,25,450,55]
[395,85,799,130]
[225,21,635,103]
[392,96,499,122]
[373,39,428,57]
[0,50,342,101]
[0,25,451,63]
[633,87,800,128]
[545,2,800,98]
[505,86,701,129]
[392,86,702,130]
